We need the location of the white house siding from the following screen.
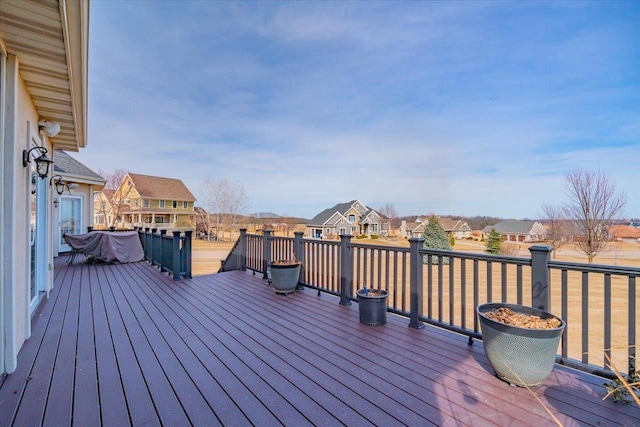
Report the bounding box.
[1,57,57,374]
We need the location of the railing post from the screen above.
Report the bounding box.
[294,231,304,289]
[263,229,272,279]
[172,230,181,280]
[150,228,158,266]
[530,245,552,312]
[339,234,353,306]
[409,237,425,329]
[239,228,247,271]
[159,229,167,271]
[184,230,192,279]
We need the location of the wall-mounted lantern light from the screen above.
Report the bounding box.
[53,198,59,208]
[23,146,53,179]
[50,175,65,195]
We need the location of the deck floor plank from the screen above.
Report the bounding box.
[89,263,131,426]
[1,258,639,427]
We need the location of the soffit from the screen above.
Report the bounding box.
[0,0,88,151]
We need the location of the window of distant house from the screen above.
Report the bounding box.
[348,214,355,222]
[143,199,150,208]
[156,217,165,223]
[340,227,346,234]
[172,200,178,209]
[183,201,188,209]
[159,200,165,208]
[133,199,139,208]
[372,224,378,232]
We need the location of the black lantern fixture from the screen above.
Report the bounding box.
[50,175,65,195]
[23,146,53,179]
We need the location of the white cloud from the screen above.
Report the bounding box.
[77,1,640,219]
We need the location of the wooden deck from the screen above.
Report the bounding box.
[1,257,638,426]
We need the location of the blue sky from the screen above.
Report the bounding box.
[74,1,640,219]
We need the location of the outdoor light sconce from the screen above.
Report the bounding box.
[66,183,79,194]
[38,120,61,138]
[50,175,65,195]
[23,146,53,179]
[53,198,59,208]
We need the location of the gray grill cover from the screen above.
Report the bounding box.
[64,231,145,263]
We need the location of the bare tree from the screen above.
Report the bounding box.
[96,168,132,228]
[563,169,626,263]
[378,202,398,220]
[194,207,213,240]
[540,203,569,258]
[200,177,248,241]
[97,168,129,190]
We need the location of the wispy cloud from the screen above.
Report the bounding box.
[75,0,640,219]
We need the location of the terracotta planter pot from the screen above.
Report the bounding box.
[477,302,566,387]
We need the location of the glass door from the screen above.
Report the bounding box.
[30,173,47,314]
[58,196,83,252]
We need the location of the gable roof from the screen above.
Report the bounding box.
[126,173,196,202]
[483,220,539,234]
[53,150,106,187]
[308,200,370,225]
[609,225,640,239]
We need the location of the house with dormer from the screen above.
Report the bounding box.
[399,217,472,239]
[306,200,390,239]
[95,173,197,231]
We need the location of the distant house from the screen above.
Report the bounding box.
[95,173,197,231]
[306,200,390,238]
[609,225,640,244]
[399,217,472,239]
[94,189,116,229]
[52,150,106,253]
[483,220,547,243]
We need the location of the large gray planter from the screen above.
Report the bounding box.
[357,289,389,326]
[477,303,566,387]
[268,261,301,294]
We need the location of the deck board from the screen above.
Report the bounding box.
[1,257,639,426]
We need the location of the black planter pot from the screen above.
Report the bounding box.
[357,289,389,326]
[477,302,566,387]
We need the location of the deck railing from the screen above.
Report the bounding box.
[221,229,639,378]
[136,227,192,280]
